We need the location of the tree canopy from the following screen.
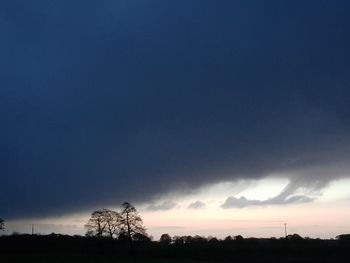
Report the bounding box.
[120,202,146,241]
[160,233,172,244]
[85,209,122,239]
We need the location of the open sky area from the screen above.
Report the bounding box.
[1,1,350,239]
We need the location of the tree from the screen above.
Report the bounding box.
[103,209,122,239]
[133,232,151,242]
[120,202,146,247]
[184,235,194,244]
[208,236,219,243]
[0,218,4,231]
[234,235,244,242]
[85,209,121,239]
[224,235,233,242]
[173,235,185,245]
[160,233,172,244]
[193,235,207,243]
[287,233,303,242]
[85,210,107,238]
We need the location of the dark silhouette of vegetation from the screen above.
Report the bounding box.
[0,218,4,231]
[85,210,107,238]
[235,234,244,242]
[0,232,350,262]
[2,203,349,262]
[336,234,350,241]
[133,232,152,242]
[120,202,147,239]
[85,202,147,253]
[287,233,303,241]
[85,209,121,239]
[224,235,233,242]
[159,233,172,244]
[120,202,147,252]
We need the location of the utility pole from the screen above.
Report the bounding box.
[31,224,34,235]
[284,223,287,238]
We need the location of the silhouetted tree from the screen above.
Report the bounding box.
[160,233,172,244]
[287,233,304,242]
[120,202,146,248]
[235,235,244,241]
[193,235,207,243]
[184,235,194,244]
[85,209,121,238]
[0,218,4,231]
[336,234,350,244]
[173,235,185,245]
[224,235,233,242]
[103,209,122,239]
[133,232,151,242]
[85,210,106,238]
[336,234,350,241]
[208,236,219,243]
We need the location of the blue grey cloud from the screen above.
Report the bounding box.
[146,201,177,211]
[188,201,206,209]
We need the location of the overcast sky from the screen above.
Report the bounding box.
[1,0,350,228]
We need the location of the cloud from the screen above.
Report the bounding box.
[187,201,206,209]
[146,201,177,211]
[1,1,350,218]
[221,195,313,209]
[221,181,316,208]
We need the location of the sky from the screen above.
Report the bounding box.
[1,1,350,239]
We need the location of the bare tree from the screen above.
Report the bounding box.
[120,202,146,247]
[85,203,146,244]
[85,210,107,238]
[85,209,122,239]
[0,218,4,231]
[103,209,122,239]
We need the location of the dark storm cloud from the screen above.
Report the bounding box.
[1,1,350,218]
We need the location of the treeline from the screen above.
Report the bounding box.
[1,233,350,262]
[160,233,242,244]
[2,204,350,262]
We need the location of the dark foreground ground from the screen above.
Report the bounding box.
[0,255,201,263]
[0,254,348,263]
[1,234,349,263]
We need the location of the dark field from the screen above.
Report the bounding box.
[1,234,349,263]
[0,255,202,263]
[0,254,348,263]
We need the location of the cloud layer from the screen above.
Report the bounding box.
[1,1,350,218]
[221,181,316,208]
